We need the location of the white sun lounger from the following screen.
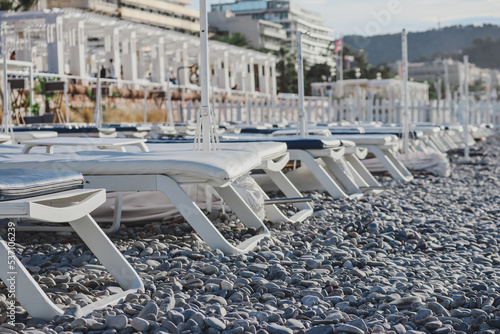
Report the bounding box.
[21,137,150,153]
[330,134,414,182]
[12,140,313,225]
[0,169,143,321]
[148,142,313,224]
[221,135,379,199]
[0,150,270,254]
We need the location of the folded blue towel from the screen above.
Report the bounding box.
[0,169,84,201]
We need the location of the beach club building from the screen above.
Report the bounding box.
[0,5,278,97]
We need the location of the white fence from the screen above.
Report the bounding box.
[186,96,500,127]
[4,65,500,127]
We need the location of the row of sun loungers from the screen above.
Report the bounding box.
[0,120,494,320]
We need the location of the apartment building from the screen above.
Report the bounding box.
[44,0,199,33]
[208,10,287,52]
[210,0,335,66]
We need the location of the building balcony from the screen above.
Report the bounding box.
[46,0,118,15]
[119,7,199,32]
[261,27,287,40]
[262,41,281,52]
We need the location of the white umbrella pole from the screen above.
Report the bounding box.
[94,75,103,128]
[199,0,212,151]
[143,86,148,123]
[297,31,307,138]
[166,70,174,127]
[464,55,470,160]
[401,29,410,160]
[64,79,70,123]
[2,53,8,134]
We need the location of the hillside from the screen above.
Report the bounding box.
[344,24,500,66]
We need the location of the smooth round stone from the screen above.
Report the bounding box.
[350,268,366,278]
[220,280,234,291]
[415,309,433,324]
[248,263,268,272]
[189,312,206,328]
[471,309,488,318]
[27,319,48,328]
[131,317,150,332]
[183,279,204,289]
[434,325,453,334]
[306,259,322,269]
[286,319,305,330]
[205,317,226,331]
[105,315,128,330]
[90,322,108,331]
[334,324,364,334]
[259,251,278,261]
[140,247,154,257]
[139,302,159,318]
[392,323,406,334]
[53,275,71,284]
[305,325,334,334]
[204,265,219,275]
[348,318,368,333]
[427,302,451,317]
[161,320,179,334]
[302,295,322,306]
[390,296,422,306]
[133,241,146,251]
[70,318,87,328]
[343,261,354,269]
[167,310,185,325]
[425,320,443,330]
[450,295,467,308]
[266,324,293,334]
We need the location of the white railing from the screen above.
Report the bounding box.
[4,67,500,127]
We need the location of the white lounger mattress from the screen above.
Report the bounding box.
[149,142,287,161]
[0,150,262,186]
[330,134,399,146]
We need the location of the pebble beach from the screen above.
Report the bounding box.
[1,135,500,334]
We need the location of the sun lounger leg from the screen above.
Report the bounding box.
[366,145,414,182]
[107,192,123,234]
[0,236,64,320]
[68,214,142,291]
[264,170,313,223]
[288,150,350,199]
[344,154,383,191]
[156,176,269,254]
[320,156,363,197]
[213,185,270,231]
[0,214,143,321]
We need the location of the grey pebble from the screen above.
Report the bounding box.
[105,315,128,330]
[266,324,293,334]
[131,317,150,332]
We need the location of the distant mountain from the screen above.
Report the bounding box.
[344,24,500,67]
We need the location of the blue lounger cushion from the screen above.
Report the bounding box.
[0,169,84,201]
[147,138,341,150]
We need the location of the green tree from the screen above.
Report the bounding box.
[0,0,14,10]
[342,44,395,80]
[275,47,297,94]
[16,0,38,10]
[305,62,331,95]
[210,32,249,48]
[461,36,500,69]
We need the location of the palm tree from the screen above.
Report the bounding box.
[0,0,14,10]
[275,47,297,94]
[16,0,38,11]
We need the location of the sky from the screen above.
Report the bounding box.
[188,0,500,37]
